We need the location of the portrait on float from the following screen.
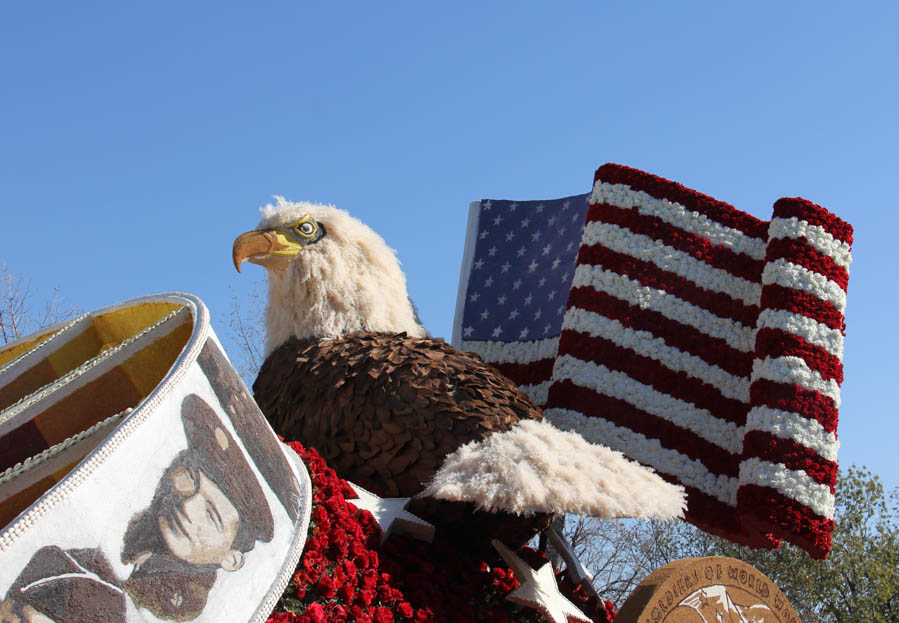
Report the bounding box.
[0,337,306,623]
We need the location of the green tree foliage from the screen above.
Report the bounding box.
[568,466,898,622]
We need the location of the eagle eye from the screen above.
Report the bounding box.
[294,220,317,237]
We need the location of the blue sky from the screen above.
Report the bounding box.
[2,2,896,490]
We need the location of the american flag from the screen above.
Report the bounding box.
[452,164,853,559]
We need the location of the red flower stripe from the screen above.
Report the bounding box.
[765,237,849,291]
[672,481,779,550]
[773,198,854,246]
[749,379,838,432]
[576,244,760,327]
[586,203,765,282]
[759,284,846,333]
[595,164,769,239]
[548,379,740,477]
[490,357,555,389]
[737,483,835,559]
[741,430,838,491]
[567,287,753,378]
[560,329,749,426]
[754,328,844,384]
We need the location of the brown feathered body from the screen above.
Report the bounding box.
[253,331,552,550]
[254,331,542,497]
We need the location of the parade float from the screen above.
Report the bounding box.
[0,163,849,622]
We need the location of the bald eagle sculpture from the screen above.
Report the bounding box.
[233,199,685,548]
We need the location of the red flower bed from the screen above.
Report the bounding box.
[268,441,617,623]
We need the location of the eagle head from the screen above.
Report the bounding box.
[233,198,427,354]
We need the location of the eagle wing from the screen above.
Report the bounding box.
[253,332,542,498]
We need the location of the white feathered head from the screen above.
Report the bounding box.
[233,198,427,353]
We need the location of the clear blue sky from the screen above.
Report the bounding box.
[2,2,896,490]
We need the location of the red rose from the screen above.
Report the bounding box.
[396,602,414,619]
[373,607,394,623]
[301,603,325,623]
[316,574,337,600]
[413,607,434,623]
[357,588,376,607]
[337,582,355,602]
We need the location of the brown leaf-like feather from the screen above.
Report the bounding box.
[254,332,542,498]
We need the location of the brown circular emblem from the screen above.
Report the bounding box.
[614,557,800,623]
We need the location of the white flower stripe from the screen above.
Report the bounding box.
[745,406,839,462]
[591,182,767,260]
[751,356,841,407]
[460,337,560,365]
[762,258,847,312]
[551,354,744,454]
[572,264,757,353]
[519,379,552,407]
[755,309,844,359]
[768,217,853,268]
[563,306,750,402]
[582,221,762,305]
[739,458,835,519]
[546,407,739,505]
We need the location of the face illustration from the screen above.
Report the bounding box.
[157,466,243,569]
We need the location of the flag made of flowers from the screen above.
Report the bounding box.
[453,163,853,559]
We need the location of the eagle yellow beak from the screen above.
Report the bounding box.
[232,229,300,272]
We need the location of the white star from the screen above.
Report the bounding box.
[561,272,569,283]
[562,200,571,211]
[493,215,503,226]
[480,230,489,240]
[524,294,533,305]
[497,295,507,305]
[544,322,552,333]
[517,246,527,258]
[521,217,531,228]
[501,262,511,273]
[535,204,544,213]
[519,328,529,339]
[492,540,590,623]
[541,243,551,255]
[531,231,542,242]
[512,279,522,290]
[484,276,494,287]
[566,241,575,252]
[480,309,490,320]
[488,246,498,257]
[571,213,579,223]
[347,482,435,544]
[492,326,503,338]
[469,291,480,302]
[509,309,519,320]
[509,202,519,212]
[558,304,566,316]
[474,259,485,270]
[463,326,474,337]
[482,200,492,211]
[548,215,557,226]
[527,260,538,273]
[538,277,547,287]
[535,308,542,320]
[547,290,556,301]
[505,231,516,242]
[551,257,561,270]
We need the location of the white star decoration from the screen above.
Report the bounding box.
[346,482,435,544]
[492,540,591,623]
